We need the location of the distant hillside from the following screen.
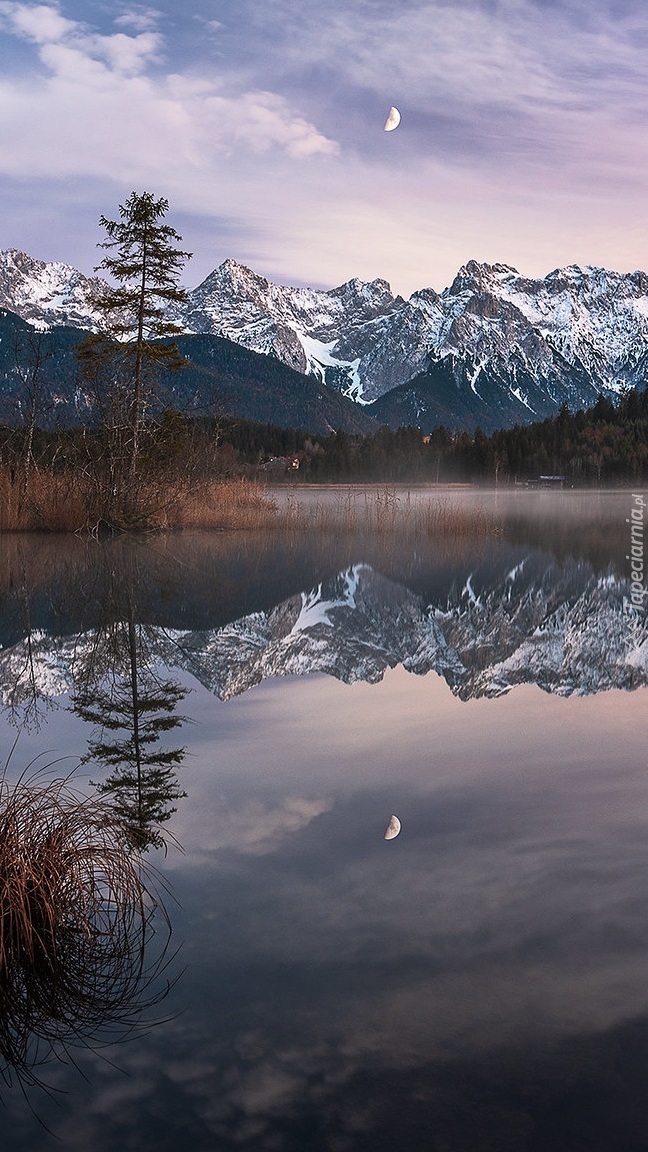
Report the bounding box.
[368,354,597,435]
[0,310,379,437]
[172,333,378,434]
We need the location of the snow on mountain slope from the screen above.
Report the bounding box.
[174,257,648,407]
[436,556,648,699]
[174,258,404,396]
[167,564,464,699]
[434,261,648,399]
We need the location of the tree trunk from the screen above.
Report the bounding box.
[130,223,149,486]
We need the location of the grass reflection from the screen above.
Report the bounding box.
[0,760,176,1093]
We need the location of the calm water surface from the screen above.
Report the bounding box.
[0,489,647,1151]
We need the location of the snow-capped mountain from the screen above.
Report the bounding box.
[155,560,648,699]
[2,559,646,710]
[172,258,648,413]
[0,249,104,330]
[3,248,648,429]
[174,259,402,400]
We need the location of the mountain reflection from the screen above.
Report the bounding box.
[0,537,646,714]
[1,542,189,849]
[116,556,648,700]
[0,505,647,1148]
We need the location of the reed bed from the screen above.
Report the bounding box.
[203,482,504,538]
[0,466,278,533]
[0,467,100,533]
[273,487,504,538]
[153,477,278,529]
[0,765,173,1088]
[0,466,501,536]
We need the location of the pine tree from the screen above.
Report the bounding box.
[78,191,192,492]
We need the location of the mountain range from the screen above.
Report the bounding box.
[1,248,648,432]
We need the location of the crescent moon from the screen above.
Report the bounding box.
[384,815,401,840]
[384,106,401,132]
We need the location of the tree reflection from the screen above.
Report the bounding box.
[72,607,188,852]
[0,767,175,1092]
[0,538,190,851]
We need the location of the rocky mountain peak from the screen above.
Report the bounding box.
[328,275,398,322]
[448,260,521,294]
[194,259,271,303]
[0,247,105,330]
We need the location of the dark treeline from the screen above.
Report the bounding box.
[2,384,647,490]
[216,385,648,484]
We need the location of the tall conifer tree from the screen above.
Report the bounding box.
[79,191,192,489]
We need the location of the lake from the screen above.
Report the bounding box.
[0,487,647,1151]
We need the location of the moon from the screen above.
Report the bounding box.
[384,106,401,132]
[384,815,401,840]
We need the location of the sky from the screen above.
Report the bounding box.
[0,0,647,296]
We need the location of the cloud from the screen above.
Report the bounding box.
[227,0,648,177]
[0,0,75,43]
[0,2,338,182]
[114,6,161,33]
[89,30,163,76]
[201,89,339,158]
[2,0,648,296]
[0,1,163,74]
[193,14,223,33]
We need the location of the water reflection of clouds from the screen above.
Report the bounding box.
[1,664,647,1135]
[195,794,334,857]
[168,667,648,1056]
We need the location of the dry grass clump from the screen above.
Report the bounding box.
[0,766,173,1088]
[0,467,101,533]
[152,477,279,529]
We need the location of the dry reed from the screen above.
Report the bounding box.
[272,487,503,538]
[0,467,502,536]
[0,763,174,1088]
[151,477,278,529]
[0,467,99,533]
[0,466,279,533]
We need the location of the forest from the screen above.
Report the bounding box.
[217,384,648,484]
